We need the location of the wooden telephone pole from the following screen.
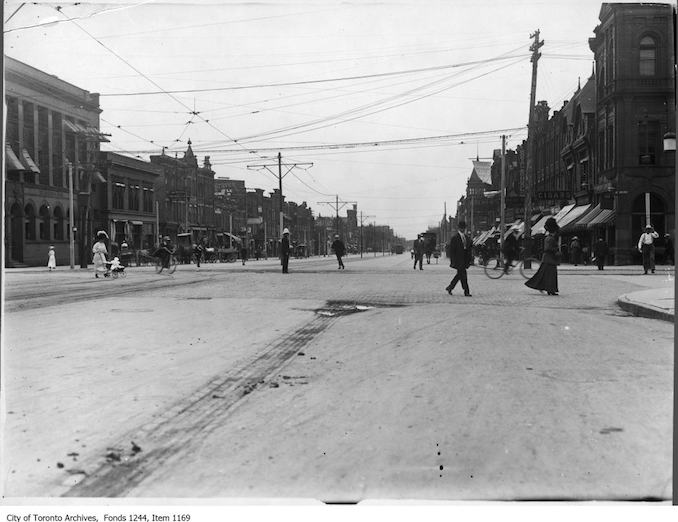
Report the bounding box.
[317,195,357,238]
[247,153,312,241]
[524,29,544,262]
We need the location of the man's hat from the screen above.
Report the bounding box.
[282,228,290,235]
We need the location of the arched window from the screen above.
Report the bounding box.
[639,36,656,76]
[24,204,36,241]
[53,206,64,240]
[39,204,51,240]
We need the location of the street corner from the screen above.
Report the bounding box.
[617,287,675,322]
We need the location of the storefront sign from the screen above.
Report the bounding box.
[536,191,571,200]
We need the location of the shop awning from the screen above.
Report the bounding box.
[472,231,488,245]
[572,204,603,229]
[531,215,551,236]
[554,203,576,225]
[21,148,41,173]
[64,120,110,142]
[223,232,242,243]
[587,208,615,228]
[558,204,591,230]
[504,221,524,239]
[131,221,143,225]
[5,144,24,171]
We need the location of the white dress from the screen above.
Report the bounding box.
[47,250,56,270]
[92,241,108,274]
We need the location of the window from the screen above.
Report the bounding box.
[640,36,656,76]
[39,205,50,240]
[143,186,154,212]
[639,120,658,165]
[128,184,140,211]
[52,113,64,187]
[23,101,35,157]
[6,96,19,154]
[38,107,50,185]
[65,119,76,166]
[24,204,36,240]
[53,207,64,240]
[113,180,126,209]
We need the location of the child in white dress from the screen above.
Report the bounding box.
[47,246,57,271]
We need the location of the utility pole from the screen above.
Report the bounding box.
[155,200,160,247]
[317,195,357,238]
[247,153,312,242]
[359,211,374,258]
[67,160,75,269]
[524,29,544,264]
[500,134,506,255]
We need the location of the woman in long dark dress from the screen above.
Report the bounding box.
[525,217,560,295]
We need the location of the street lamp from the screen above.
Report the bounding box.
[663,131,676,152]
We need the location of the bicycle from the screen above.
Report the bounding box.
[483,250,541,279]
[154,248,178,274]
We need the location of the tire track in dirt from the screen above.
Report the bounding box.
[60,310,346,497]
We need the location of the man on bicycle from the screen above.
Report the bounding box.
[155,236,173,270]
[502,226,520,273]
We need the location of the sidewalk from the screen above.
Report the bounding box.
[618,285,675,322]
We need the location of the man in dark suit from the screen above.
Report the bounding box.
[445,221,472,297]
[280,228,291,274]
[413,234,424,270]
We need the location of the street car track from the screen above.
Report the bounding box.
[3,275,217,312]
[60,307,353,497]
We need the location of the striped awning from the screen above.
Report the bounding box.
[554,203,576,225]
[532,215,552,236]
[504,221,524,239]
[21,148,41,173]
[5,144,24,171]
[558,204,591,230]
[587,208,615,228]
[572,204,603,230]
[64,120,110,142]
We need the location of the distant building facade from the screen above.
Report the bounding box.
[95,152,163,251]
[150,142,216,245]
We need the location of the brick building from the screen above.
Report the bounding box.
[4,56,109,267]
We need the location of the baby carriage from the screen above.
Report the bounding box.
[106,257,126,279]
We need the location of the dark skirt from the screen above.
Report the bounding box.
[525,262,558,293]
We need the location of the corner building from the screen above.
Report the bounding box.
[588,2,675,264]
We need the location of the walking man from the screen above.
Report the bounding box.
[331,234,346,269]
[592,237,608,270]
[413,234,424,270]
[638,224,659,274]
[502,226,520,273]
[445,221,472,297]
[281,228,291,274]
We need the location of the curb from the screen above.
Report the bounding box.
[617,295,674,323]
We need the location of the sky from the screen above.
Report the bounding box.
[3,0,646,239]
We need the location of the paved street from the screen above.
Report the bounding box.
[2,254,673,501]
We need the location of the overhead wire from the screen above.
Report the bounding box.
[97,53,528,97]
